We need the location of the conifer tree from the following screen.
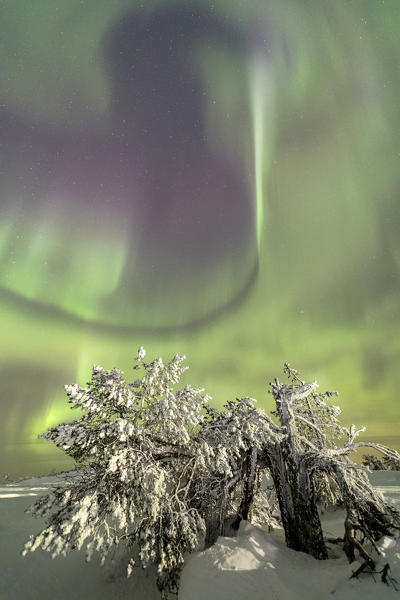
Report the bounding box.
[23,351,400,597]
[22,349,273,597]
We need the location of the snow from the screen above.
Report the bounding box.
[180,518,399,600]
[1,471,399,600]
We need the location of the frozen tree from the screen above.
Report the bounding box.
[262,363,400,564]
[362,454,400,471]
[23,352,400,596]
[22,349,274,597]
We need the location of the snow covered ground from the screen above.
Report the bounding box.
[1,471,399,600]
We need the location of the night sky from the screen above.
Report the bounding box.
[1,0,399,477]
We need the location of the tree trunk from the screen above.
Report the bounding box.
[269,442,327,559]
[293,467,328,559]
[269,381,328,559]
[233,446,258,530]
[267,442,299,549]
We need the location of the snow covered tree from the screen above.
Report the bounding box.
[23,351,400,596]
[362,454,400,471]
[23,349,210,597]
[262,363,400,563]
[22,348,274,597]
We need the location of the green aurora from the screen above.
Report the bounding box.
[0,0,399,478]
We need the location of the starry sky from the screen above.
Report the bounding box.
[1,0,399,478]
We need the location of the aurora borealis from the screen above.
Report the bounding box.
[1,1,399,478]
